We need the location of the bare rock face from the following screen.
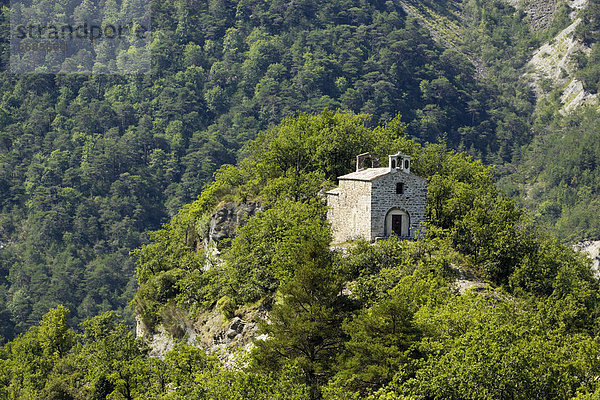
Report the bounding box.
[505,0,584,31]
[574,240,600,277]
[136,201,267,360]
[524,1,598,114]
[207,202,261,250]
[137,304,269,363]
[524,0,563,31]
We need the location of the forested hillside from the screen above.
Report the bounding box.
[0,0,559,340]
[4,0,600,397]
[2,112,600,400]
[502,0,600,241]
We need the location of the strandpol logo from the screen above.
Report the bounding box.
[14,22,150,45]
[10,0,151,74]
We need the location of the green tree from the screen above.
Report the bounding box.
[223,199,331,304]
[76,312,149,400]
[252,248,345,400]
[331,274,448,397]
[0,306,75,398]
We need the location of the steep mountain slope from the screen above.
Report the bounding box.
[0,0,541,340]
[527,18,597,113]
[398,0,600,242]
[127,111,600,399]
[524,0,598,113]
[507,0,567,30]
[499,0,600,241]
[1,0,599,344]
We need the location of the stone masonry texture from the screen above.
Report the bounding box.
[327,163,427,244]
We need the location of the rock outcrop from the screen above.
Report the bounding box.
[137,200,266,360]
[505,0,563,31]
[206,201,261,251]
[574,239,600,277]
[137,302,269,362]
[524,1,598,114]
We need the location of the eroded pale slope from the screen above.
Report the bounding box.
[523,0,600,113]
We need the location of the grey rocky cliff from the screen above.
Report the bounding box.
[522,0,598,114]
[207,201,261,251]
[137,200,265,360]
[505,0,564,31]
[137,304,269,362]
[574,239,600,277]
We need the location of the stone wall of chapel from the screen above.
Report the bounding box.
[327,179,372,243]
[370,171,427,239]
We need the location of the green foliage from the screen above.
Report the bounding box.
[506,106,600,242]
[0,0,568,341]
[132,204,206,328]
[0,0,554,340]
[332,273,449,397]
[223,200,331,304]
[576,0,600,45]
[5,0,600,398]
[77,312,150,400]
[403,294,600,400]
[132,110,412,325]
[197,110,416,207]
[498,0,600,240]
[4,108,600,399]
[575,42,600,94]
[0,307,312,399]
[510,233,595,298]
[252,254,346,400]
[336,235,458,307]
[0,306,75,398]
[249,111,410,183]
[134,106,591,337]
[421,145,498,230]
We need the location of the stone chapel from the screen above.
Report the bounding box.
[326,151,427,244]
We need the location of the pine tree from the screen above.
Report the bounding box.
[253,243,346,400]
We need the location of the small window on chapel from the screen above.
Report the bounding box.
[404,159,410,170]
[396,182,404,194]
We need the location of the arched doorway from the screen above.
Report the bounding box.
[385,208,410,237]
